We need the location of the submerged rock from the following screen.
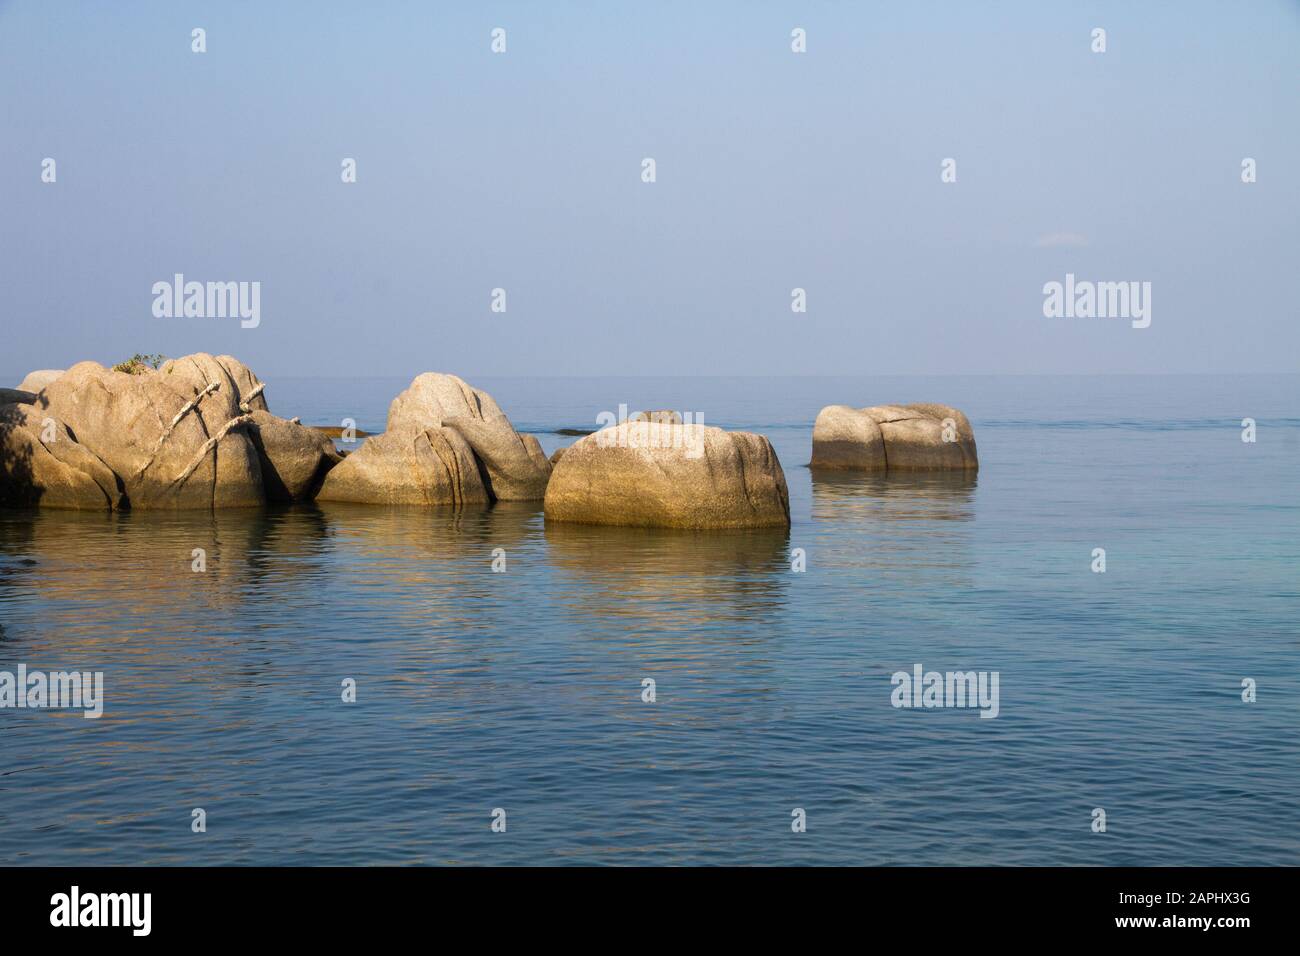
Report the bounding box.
[811,403,977,471]
[544,421,790,530]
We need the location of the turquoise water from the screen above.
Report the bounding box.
[1,375,1297,865]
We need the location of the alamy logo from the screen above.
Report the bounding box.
[152,274,261,328]
[1042,273,1151,329]
[0,665,104,718]
[890,664,1000,718]
[50,886,151,936]
[595,405,705,459]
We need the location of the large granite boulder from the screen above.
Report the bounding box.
[153,354,339,501]
[2,353,348,510]
[37,358,264,508]
[0,404,124,510]
[16,370,64,395]
[544,421,790,529]
[811,403,978,471]
[316,426,490,506]
[386,373,550,500]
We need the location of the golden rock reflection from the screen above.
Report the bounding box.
[543,520,791,632]
[809,469,977,581]
[0,506,334,628]
[0,500,797,681]
[0,506,347,708]
[309,499,544,641]
[810,469,977,518]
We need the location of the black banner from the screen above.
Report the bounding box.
[0,866,1275,941]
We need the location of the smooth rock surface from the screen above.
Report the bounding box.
[38,359,265,508]
[811,403,978,471]
[15,370,64,394]
[316,426,489,506]
[386,372,550,500]
[545,422,790,529]
[0,403,124,509]
[808,404,888,470]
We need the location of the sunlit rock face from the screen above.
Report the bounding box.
[0,403,124,510]
[15,370,63,395]
[385,372,550,501]
[315,425,490,507]
[544,421,791,530]
[811,403,978,472]
[34,358,263,509]
[3,354,340,510]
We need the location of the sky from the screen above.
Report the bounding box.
[1,0,1297,379]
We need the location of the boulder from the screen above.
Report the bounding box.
[248,410,342,501]
[315,426,489,507]
[811,403,977,471]
[808,405,887,470]
[0,404,124,510]
[544,421,790,529]
[386,373,550,500]
[37,359,264,508]
[16,370,64,394]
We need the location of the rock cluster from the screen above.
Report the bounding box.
[1,355,339,509]
[5,358,973,527]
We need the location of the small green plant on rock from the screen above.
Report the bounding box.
[113,353,166,374]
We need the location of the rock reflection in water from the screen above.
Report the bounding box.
[0,506,334,633]
[312,499,541,635]
[809,470,977,584]
[543,520,790,634]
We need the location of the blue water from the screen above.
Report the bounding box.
[1,375,1298,865]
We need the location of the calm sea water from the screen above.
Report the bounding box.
[1,374,1297,866]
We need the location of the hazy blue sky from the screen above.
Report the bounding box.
[2,0,1297,378]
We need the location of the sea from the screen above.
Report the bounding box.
[1,374,1297,865]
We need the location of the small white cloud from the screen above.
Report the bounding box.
[1033,231,1090,249]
